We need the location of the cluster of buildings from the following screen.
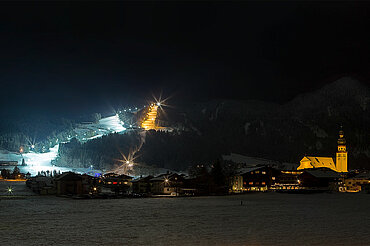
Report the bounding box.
[230,129,370,193]
[25,171,198,197]
[0,165,30,180]
[14,128,370,197]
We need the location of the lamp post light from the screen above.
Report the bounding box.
[7,186,13,195]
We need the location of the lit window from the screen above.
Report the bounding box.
[255,171,260,174]
[272,177,276,180]
[262,171,266,175]
[249,182,253,185]
[262,182,266,185]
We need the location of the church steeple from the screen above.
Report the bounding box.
[336,127,348,172]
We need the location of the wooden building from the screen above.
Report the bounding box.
[102,173,133,195]
[55,172,84,195]
[298,168,341,191]
[241,166,280,192]
[150,173,185,196]
[132,175,153,194]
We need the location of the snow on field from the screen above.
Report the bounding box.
[1,193,370,246]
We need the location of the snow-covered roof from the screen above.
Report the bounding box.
[304,169,340,179]
[222,153,278,166]
[55,172,82,181]
[237,167,265,175]
[299,156,337,171]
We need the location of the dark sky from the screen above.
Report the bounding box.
[0,1,370,116]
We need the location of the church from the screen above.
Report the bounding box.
[297,129,348,173]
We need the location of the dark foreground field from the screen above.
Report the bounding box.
[1,184,370,245]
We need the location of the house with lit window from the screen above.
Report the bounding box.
[102,173,133,195]
[229,175,243,193]
[344,172,370,192]
[150,173,185,196]
[241,166,280,192]
[272,170,303,191]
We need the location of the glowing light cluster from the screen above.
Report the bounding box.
[98,115,126,133]
[141,104,159,130]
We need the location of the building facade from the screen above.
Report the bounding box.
[297,128,348,173]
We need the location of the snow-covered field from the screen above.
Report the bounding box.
[1,192,370,246]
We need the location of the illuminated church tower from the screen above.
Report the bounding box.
[336,128,348,172]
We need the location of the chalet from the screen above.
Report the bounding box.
[241,166,280,192]
[150,173,185,196]
[102,173,133,195]
[55,172,84,195]
[132,175,153,194]
[298,168,341,191]
[272,170,303,191]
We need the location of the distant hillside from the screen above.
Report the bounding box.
[56,76,370,171]
[154,76,370,169]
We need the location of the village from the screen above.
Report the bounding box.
[1,129,369,198]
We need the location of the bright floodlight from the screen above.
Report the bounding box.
[129,124,132,128]
[157,102,161,106]
[126,160,130,164]
[31,145,35,149]
[165,179,169,183]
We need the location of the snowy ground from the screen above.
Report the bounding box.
[1,192,370,245]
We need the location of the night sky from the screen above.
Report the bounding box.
[1,2,369,116]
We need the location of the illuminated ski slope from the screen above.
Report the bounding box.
[98,114,126,133]
[141,104,159,130]
[1,114,127,176]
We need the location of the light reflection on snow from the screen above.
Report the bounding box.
[98,115,126,133]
